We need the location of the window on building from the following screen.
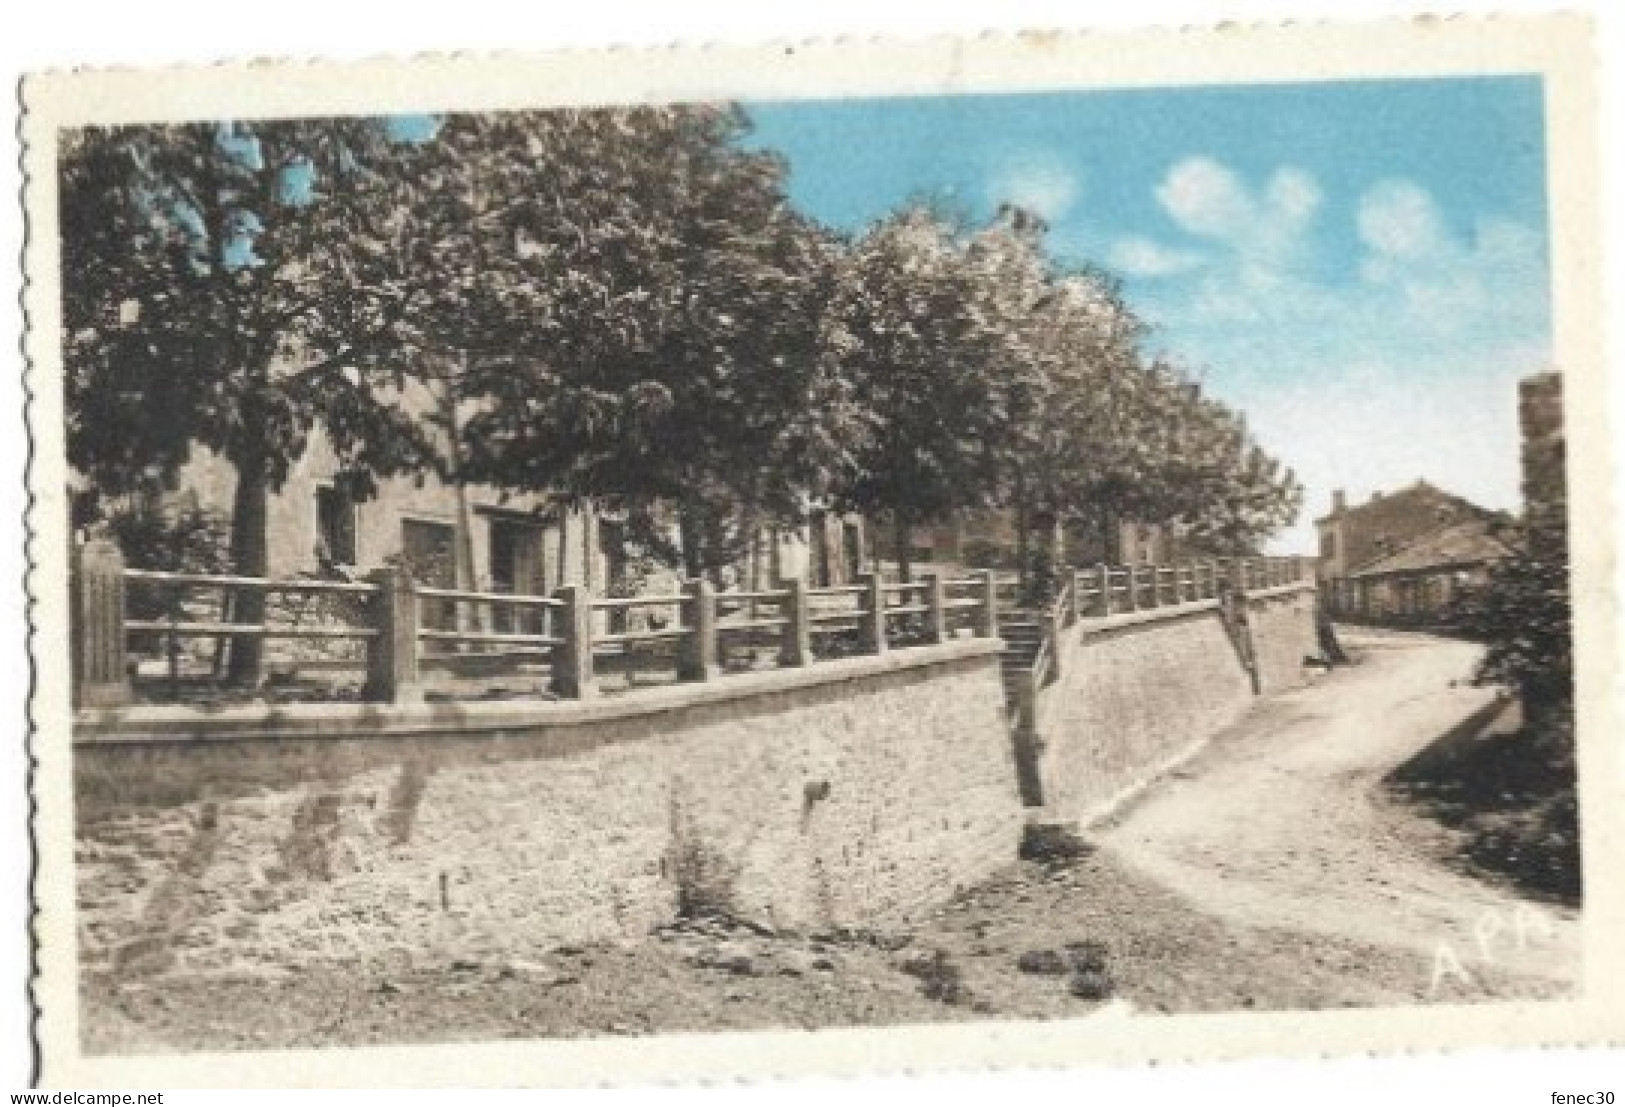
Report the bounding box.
[402,518,458,632]
[315,486,356,566]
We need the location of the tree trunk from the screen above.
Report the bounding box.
[679,501,703,580]
[1032,505,1059,602]
[224,450,270,688]
[892,513,912,584]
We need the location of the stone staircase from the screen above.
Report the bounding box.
[996,607,1045,714]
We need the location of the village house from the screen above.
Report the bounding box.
[1318,479,1513,625]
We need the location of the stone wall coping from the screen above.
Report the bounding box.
[1246,581,1317,602]
[1070,580,1313,640]
[74,637,1004,747]
[1077,598,1222,637]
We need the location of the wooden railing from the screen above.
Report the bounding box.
[70,538,1004,708]
[1003,555,1313,741]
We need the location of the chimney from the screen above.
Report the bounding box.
[1332,489,1347,514]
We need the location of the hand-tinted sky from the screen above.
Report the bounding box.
[743,77,1551,551]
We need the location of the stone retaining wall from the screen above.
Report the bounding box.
[1031,584,1319,824]
[74,640,1020,980]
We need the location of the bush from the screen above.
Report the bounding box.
[101,499,231,653]
[1455,528,1572,706]
[103,497,230,577]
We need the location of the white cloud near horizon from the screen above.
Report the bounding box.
[1241,347,1547,554]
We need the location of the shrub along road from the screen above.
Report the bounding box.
[82,630,1577,1053]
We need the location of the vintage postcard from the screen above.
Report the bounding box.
[19,13,1621,1088]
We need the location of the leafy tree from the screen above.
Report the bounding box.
[60,119,444,682]
[407,106,858,580]
[959,207,1065,598]
[826,206,1010,580]
[1006,261,1152,594]
[1461,536,1572,709]
[1154,379,1303,557]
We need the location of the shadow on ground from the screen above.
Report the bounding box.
[1385,697,1581,907]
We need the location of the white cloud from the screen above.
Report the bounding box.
[1356,178,1548,336]
[1128,163,1552,556]
[987,157,1081,222]
[1267,167,1324,225]
[1358,179,1446,259]
[1107,236,1206,277]
[1142,158,1331,324]
[1155,159,1322,244]
[1140,162,1546,343]
[1156,158,1253,239]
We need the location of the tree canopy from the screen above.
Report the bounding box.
[62,101,1304,636]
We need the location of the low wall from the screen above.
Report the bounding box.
[1246,584,1321,694]
[1031,583,1318,824]
[74,640,1021,979]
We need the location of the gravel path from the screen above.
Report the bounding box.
[1095,628,1581,1000]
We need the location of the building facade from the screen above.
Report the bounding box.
[1318,480,1512,625]
[77,375,871,629]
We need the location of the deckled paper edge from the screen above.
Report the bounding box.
[19,13,1623,1087]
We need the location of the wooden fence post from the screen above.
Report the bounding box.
[1066,570,1081,625]
[73,538,131,709]
[923,571,947,644]
[1096,563,1113,616]
[975,568,999,638]
[778,575,813,666]
[550,583,597,698]
[677,578,719,682]
[1049,604,1066,679]
[857,571,887,654]
[1124,565,1140,612]
[364,566,423,705]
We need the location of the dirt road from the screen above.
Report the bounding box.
[1096,628,1581,1000]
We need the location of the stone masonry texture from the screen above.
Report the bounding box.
[1246,588,1321,695]
[75,649,1021,979]
[1033,588,1317,824]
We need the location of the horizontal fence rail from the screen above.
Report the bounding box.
[1000,554,1313,740]
[70,541,1029,709]
[71,537,1312,710]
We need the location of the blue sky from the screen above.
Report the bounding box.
[743,77,1552,552]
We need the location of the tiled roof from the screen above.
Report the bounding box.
[1349,519,1514,579]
